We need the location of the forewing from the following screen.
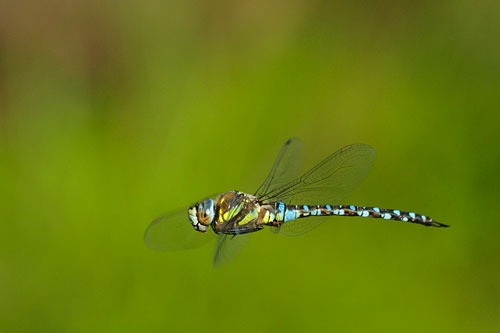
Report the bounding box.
[144,209,216,251]
[254,138,305,198]
[262,144,376,204]
[213,233,250,267]
[264,144,376,236]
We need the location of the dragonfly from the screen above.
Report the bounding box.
[144,138,448,266]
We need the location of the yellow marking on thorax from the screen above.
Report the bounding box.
[219,201,245,222]
[238,209,258,225]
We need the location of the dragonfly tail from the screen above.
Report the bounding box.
[286,204,448,228]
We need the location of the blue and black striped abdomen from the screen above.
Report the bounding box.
[271,202,447,228]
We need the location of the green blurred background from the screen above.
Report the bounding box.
[1,0,500,332]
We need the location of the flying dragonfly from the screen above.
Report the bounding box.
[144,138,448,266]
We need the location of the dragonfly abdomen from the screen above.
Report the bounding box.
[274,203,447,228]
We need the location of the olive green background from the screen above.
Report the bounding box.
[1,1,499,332]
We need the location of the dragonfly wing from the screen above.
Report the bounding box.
[213,233,250,267]
[262,144,376,236]
[272,216,328,236]
[254,138,305,198]
[262,144,376,204]
[145,209,216,251]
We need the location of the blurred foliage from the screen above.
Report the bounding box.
[1,0,500,332]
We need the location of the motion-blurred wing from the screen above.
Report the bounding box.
[213,233,250,267]
[264,144,376,236]
[145,209,216,251]
[254,138,305,198]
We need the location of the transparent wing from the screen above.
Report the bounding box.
[144,209,216,251]
[213,233,250,267]
[254,138,305,198]
[261,144,376,204]
[263,144,376,236]
[270,216,329,236]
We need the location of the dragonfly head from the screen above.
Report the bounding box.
[188,198,215,233]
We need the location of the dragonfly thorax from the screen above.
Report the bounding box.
[189,191,266,235]
[188,198,215,233]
